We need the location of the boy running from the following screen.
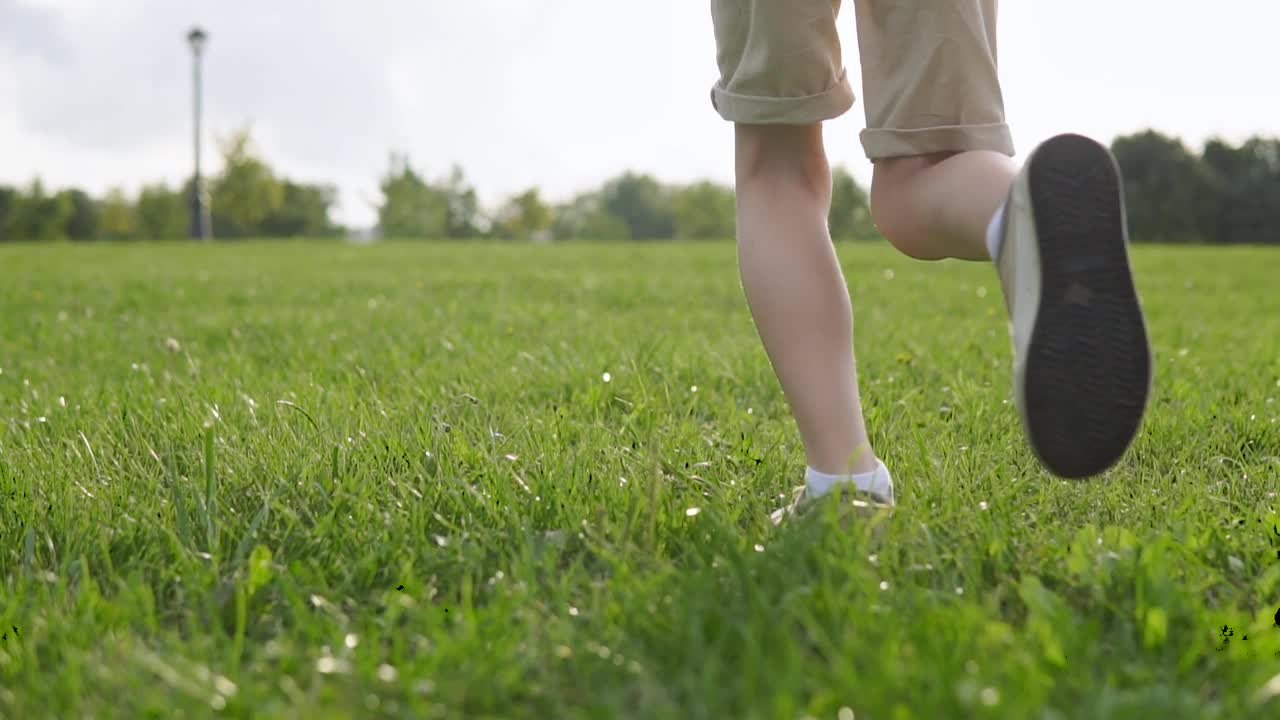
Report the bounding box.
[707,1,1153,520]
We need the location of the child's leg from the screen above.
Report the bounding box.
[709,1,881,480]
[734,123,875,476]
[852,0,1018,262]
[852,0,1152,477]
[870,151,1016,261]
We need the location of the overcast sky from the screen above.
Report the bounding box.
[2,0,1278,228]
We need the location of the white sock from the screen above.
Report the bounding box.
[985,201,1007,261]
[805,460,893,501]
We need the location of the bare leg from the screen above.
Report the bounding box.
[870,151,1018,261]
[734,123,875,476]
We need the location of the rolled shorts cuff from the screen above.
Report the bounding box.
[710,70,856,125]
[860,122,1015,160]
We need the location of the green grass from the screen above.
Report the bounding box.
[2,239,1280,719]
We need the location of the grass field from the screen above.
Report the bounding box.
[2,239,1280,719]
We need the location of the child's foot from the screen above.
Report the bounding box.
[990,133,1153,478]
[770,460,895,525]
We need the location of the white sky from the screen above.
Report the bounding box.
[2,0,1278,229]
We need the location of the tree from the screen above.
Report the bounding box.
[494,188,553,240]
[4,179,71,242]
[0,186,18,242]
[599,172,675,240]
[1201,137,1280,244]
[1110,131,1213,243]
[211,126,284,238]
[98,187,137,240]
[59,189,98,240]
[135,183,188,240]
[550,191,629,241]
[829,166,876,241]
[442,165,483,239]
[377,153,449,239]
[259,181,340,237]
[672,181,735,240]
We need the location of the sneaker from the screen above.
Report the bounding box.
[995,133,1153,478]
[769,461,895,526]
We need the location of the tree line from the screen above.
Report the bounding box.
[0,128,1276,244]
[0,129,342,243]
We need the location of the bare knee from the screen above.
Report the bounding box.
[870,153,955,260]
[734,124,831,202]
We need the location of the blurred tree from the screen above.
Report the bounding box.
[4,179,72,242]
[98,187,137,240]
[442,165,483,239]
[1110,131,1214,243]
[579,208,630,241]
[551,191,629,241]
[494,187,553,240]
[211,126,284,238]
[136,183,189,240]
[672,180,735,240]
[15,127,1280,246]
[377,153,449,239]
[829,166,877,241]
[1201,136,1280,244]
[0,185,18,242]
[259,181,341,237]
[59,189,98,240]
[600,172,675,240]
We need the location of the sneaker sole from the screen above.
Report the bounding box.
[1022,134,1153,478]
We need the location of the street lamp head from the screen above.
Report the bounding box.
[187,27,208,56]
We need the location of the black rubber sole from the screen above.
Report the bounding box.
[1022,133,1152,479]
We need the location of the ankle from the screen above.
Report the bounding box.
[807,448,878,477]
[805,459,892,500]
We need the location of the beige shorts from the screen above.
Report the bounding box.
[709,0,1015,160]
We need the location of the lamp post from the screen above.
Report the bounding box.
[187,27,211,240]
